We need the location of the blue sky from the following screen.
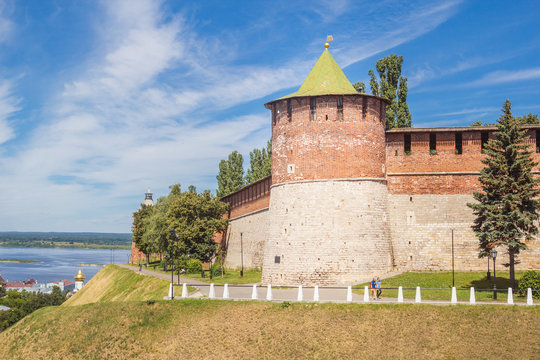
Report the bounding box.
[0,0,539,233]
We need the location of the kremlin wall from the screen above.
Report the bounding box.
[132,42,540,286]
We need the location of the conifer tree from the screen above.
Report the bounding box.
[467,100,540,289]
[216,150,244,197]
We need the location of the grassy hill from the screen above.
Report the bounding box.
[1,266,539,359]
[64,265,169,306]
[1,302,538,359]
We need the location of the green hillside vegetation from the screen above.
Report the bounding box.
[1,300,539,359]
[0,232,131,249]
[64,265,169,306]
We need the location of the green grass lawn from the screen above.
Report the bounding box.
[180,268,262,285]
[354,271,531,302]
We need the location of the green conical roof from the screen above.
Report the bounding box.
[279,48,358,100]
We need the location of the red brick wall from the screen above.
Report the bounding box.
[221,176,271,219]
[268,95,388,185]
[386,128,540,194]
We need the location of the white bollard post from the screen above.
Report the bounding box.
[415,286,422,303]
[266,284,272,301]
[168,283,174,299]
[397,286,404,303]
[223,284,229,299]
[363,286,369,303]
[208,283,215,299]
[181,283,188,298]
[451,287,457,304]
[344,285,352,303]
[527,288,533,306]
[469,287,476,305]
[297,285,303,302]
[251,284,258,300]
[507,287,514,305]
[313,285,319,302]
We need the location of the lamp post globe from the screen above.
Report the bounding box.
[491,249,497,300]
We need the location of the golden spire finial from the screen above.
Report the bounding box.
[324,35,333,49]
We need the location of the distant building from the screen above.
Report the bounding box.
[5,279,37,291]
[131,188,155,263]
[74,269,85,292]
[142,187,154,206]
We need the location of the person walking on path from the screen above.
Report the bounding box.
[376,277,382,299]
[371,278,377,300]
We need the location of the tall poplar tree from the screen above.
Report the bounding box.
[245,140,272,184]
[467,100,540,289]
[216,150,244,197]
[368,54,411,128]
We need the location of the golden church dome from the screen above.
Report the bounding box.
[75,269,85,282]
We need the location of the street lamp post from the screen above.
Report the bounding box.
[451,229,455,287]
[487,255,491,280]
[169,228,176,299]
[491,249,497,300]
[240,232,244,277]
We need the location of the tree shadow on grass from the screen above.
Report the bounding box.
[469,275,510,289]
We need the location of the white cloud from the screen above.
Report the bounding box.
[0,79,19,144]
[0,1,463,232]
[467,67,540,87]
[0,2,13,44]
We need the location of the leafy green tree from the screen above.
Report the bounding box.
[132,204,154,265]
[368,54,411,128]
[245,140,272,184]
[142,184,183,260]
[167,190,229,265]
[467,100,540,289]
[216,151,244,197]
[353,81,365,93]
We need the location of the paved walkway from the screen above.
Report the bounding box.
[118,264,536,306]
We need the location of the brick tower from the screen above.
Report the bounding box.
[261,38,394,285]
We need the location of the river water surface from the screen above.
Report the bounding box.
[0,247,130,284]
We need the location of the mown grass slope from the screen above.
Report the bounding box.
[64,264,169,306]
[1,299,539,359]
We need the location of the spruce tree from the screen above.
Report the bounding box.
[467,100,540,289]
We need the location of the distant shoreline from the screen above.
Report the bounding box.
[0,258,42,263]
[0,231,132,250]
[0,244,130,250]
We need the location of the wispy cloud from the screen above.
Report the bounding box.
[0,2,13,44]
[434,107,499,117]
[467,67,540,87]
[336,1,463,68]
[0,79,19,144]
[0,0,464,231]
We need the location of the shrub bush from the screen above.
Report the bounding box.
[159,259,168,271]
[518,270,540,299]
[211,264,225,277]
[186,259,202,274]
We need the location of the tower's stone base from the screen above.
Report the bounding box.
[262,179,393,286]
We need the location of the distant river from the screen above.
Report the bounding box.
[0,247,131,284]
